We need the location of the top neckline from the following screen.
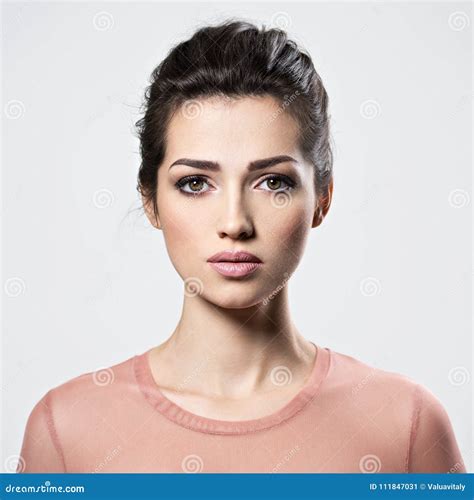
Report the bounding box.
[133,341,331,435]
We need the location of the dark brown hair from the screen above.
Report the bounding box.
[134,19,333,223]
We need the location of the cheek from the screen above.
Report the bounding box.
[157,189,194,272]
[261,202,313,269]
[156,190,203,271]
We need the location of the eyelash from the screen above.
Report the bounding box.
[174,174,297,196]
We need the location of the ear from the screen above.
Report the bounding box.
[142,194,162,230]
[312,177,334,228]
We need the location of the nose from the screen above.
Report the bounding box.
[215,185,254,241]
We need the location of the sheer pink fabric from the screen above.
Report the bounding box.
[16,344,466,473]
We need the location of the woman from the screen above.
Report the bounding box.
[16,19,466,473]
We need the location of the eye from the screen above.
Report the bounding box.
[257,174,296,192]
[175,175,211,195]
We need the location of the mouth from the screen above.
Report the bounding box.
[207,250,263,278]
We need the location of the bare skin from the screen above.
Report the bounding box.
[143,95,333,421]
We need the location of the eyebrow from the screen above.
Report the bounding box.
[168,155,298,172]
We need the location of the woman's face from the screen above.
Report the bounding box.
[146,95,327,308]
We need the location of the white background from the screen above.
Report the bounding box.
[2,1,472,472]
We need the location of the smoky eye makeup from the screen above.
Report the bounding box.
[174,175,212,195]
[259,173,297,190]
[173,173,298,196]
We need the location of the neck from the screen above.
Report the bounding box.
[151,286,316,399]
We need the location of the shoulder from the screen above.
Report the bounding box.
[324,347,465,472]
[406,379,466,472]
[17,352,139,472]
[326,348,454,412]
[47,352,137,404]
[24,352,139,438]
[324,347,430,433]
[326,347,419,399]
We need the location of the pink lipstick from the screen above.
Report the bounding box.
[207,250,263,278]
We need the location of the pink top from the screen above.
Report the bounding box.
[16,344,466,473]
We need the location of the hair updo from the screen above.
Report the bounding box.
[135,19,333,222]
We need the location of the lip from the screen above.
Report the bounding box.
[207,250,263,278]
[208,261,262,277]
[207,250,262,263]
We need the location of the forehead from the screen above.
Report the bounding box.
[164,95,302,164]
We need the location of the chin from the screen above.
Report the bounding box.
[204,289,268,310]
